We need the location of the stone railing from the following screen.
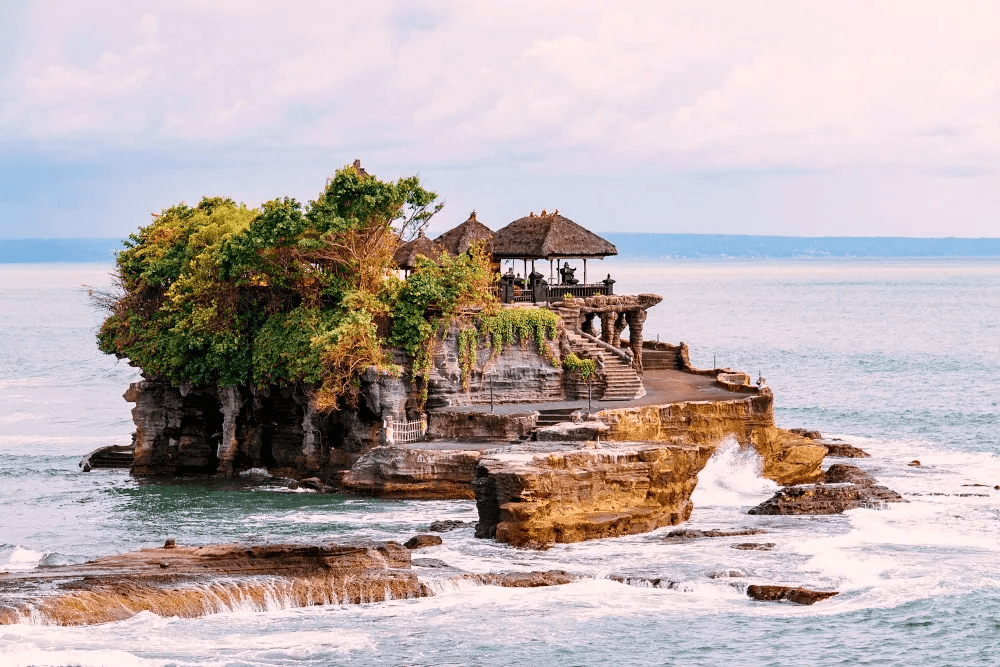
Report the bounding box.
[578,330,633,365]
[384,415,427,445]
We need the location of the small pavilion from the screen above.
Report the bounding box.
[393,230,448,275]
[434,211,494,256]
[491,210,617,287]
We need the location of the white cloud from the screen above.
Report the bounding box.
[3,0,1000,173]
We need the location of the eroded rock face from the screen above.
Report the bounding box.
[748,475,905,515]
[340,445,486,500]
[746,585,838,605]
[0,541,424,626]
[425,326,566,408]
[823,443,871,458]
[426,409,538,442]
[596,394,825,486]
[534,420,610,441]
[473,441,714,547]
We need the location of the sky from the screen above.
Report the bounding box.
[2,0,1000,239]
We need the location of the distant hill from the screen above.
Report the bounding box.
[0,239,121,263]
[603,233,1000,259]
[4,235,1000,263]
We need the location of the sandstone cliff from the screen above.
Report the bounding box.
[473,441,714,547]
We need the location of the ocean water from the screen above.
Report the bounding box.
[2,260,1000,666]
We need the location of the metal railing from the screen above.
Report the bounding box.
[494,281,615,304]
[384,414,427,445]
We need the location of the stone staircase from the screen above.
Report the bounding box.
[565,330,644,401]
[536,407,579,427]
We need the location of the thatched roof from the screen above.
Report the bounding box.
[434,211,495,255]
[393,230,448,270]
[492,210,617,260]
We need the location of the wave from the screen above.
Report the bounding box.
[690,437,778,507]
[0,544,45,572]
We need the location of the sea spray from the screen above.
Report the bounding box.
[690,437,778,507]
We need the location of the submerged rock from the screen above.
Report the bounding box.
[473,441,713,547]
[0,541,425,626]
[732,543,776,551]
[404,535,443,550]
[462,570,578,587]
[823,443,871,458]
[746,585,838,605]
[428,520,466,532]
[748,482,904,515]
[662,528,767,543]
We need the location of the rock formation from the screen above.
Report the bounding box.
[746,585,838,605]
[340,444,487,499]
[748,465,905,515]
[0,540,426,626]
[473,441,713,547]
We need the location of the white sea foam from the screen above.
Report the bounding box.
[0,646,167,667]
[690,437,778,507]
[0,544,45,572]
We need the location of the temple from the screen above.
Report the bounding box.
[105,203,827,547]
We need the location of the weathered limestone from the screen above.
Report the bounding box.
[426,409,538,441]
[534,420,610,441]
[748,463,905,515]
[340,445,487,499]
[473,441,714,547]
[0,541,425,626]
[424,325,565,408]
[746,585,838,605]
[596,393,826,486]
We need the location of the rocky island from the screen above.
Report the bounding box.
[57,162,891,622]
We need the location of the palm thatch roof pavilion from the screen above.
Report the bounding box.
[434,211,494,255]
[492,210,617,284]
[393,230,448,272]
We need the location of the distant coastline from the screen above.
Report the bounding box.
[3,234,1000,263]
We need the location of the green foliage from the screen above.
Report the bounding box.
[98,163,440,408]
[563,352,597,381]
[447,308,562,388]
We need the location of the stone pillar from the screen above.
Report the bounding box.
[613,313,628,347]
[295,384,324,473]
[581,313,597,337]
[600,311,617,344]
[626,309,647,374]
[217,385,244,475]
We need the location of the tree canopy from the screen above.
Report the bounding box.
[98,162,494,409]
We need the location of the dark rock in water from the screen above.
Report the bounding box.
[823,443,871,458]
[0,540,424,626]
[732,543,775,551]
[662,528,767,543]
[463,570,577,587]
[404,535,443,550]
[298,477,328,492]
[428,520,466,533]
[790,429,823,440]
[411,558,452,569]
[908,460,922,467]
[608,575,678,589]
[747,584,838,605]
[822,464,877,486]
[163,539,177,549]
[708,570,745,579]
[749,482,905,515]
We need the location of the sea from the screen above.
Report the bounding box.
[2,259,1000,666]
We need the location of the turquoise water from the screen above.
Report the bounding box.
[2,261,1000,666]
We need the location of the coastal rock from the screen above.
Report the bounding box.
[822,464,877,486]
[662,528,767,543]
[909,460,922,467]
[790,429,823,440]
[746,585,838,605]
[534,420,610,441]
[404,535,443,549]
[340,445,485,499]
[411,558,452,568]
[463,570,578,587]
[748,481,905,515]
[823,443,871,458]
[473,441,713,547]
[0,541,425,626]
[751,427,827,486]
[426,409,538,442]
[732,543,775,551]
[428,520,465,532]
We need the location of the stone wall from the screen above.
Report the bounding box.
[424,324,566,408]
